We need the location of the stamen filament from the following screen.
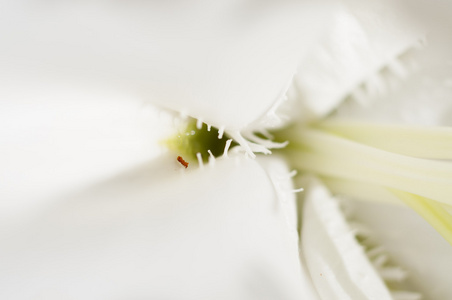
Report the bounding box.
[320,176,402,205]
[284,127,452,206]
[315,120,452,159]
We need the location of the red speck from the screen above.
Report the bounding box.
[177,156,189,168]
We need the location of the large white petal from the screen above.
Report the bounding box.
[1,0,335,131]
[0,154,316,300]
[0,86,172,220]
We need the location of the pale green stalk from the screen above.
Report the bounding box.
[315,120,452,159]
[284,127,452,206]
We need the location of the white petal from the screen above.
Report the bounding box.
[0,154,317,299]
[351,200,452,299]
[289,0,424,119]
[0,1,335,132]
[0,86,172,220]
[301,177,392,300]
[334,0,452,126]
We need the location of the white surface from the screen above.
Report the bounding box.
[0,83,172,221]
[0,154,314,300]
[301,178,392,300]
[289,0,423,119]
[0,0,334,131]
[333,0,452,126]
[351,200,452,300]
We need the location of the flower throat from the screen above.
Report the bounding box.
[164,118,235,164]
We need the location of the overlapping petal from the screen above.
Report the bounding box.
[0,154,316,299]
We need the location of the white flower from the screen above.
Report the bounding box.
[1,0,452,299]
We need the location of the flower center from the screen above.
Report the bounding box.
[164,118,235,164]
